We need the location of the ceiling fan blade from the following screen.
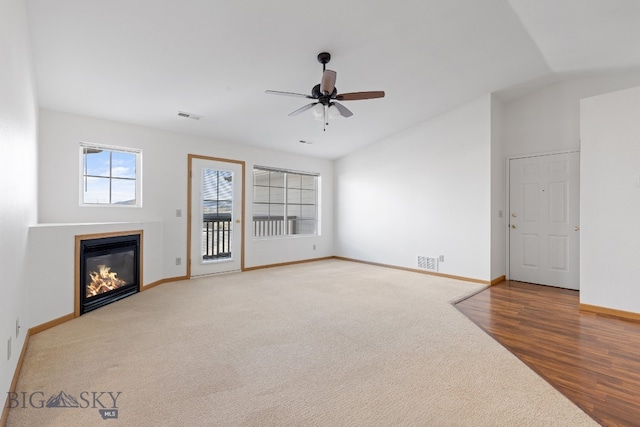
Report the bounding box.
[288,102,318,117]
[320,70,337,94]
[266,90,313,99]
[332,102,353,118]
[336,91,385,101]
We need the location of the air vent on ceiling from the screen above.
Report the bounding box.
[177,111,202,120]
[418,256,438,272]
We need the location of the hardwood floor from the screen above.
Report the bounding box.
[455,281,640,427]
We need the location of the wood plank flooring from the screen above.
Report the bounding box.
[455,281,640,427]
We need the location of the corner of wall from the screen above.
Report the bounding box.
[490,94,506,280]
[0,0,39,410]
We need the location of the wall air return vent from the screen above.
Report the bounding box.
[177,111,202,120]
[418,256,438,272]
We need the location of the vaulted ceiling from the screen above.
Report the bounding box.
[26,0,640,159]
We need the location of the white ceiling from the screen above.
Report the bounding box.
[25,0,640,159]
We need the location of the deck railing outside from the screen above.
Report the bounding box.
[202,214,232,260]
[202,215,300,259]
[252,216,297,237]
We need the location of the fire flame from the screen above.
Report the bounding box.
[87,264,126,297]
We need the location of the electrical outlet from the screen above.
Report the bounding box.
[7,337,11,361]
[176,257,181,266]
[313,244,316,250]
[176,209,182,218]
[438,255,445,262]
[16,318,20,338]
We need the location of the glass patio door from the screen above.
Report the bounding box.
[189,156,243,276]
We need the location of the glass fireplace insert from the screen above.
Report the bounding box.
[79,233,140,315]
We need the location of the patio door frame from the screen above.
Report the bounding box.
[187,154,245,277]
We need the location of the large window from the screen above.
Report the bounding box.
[253,166,319,237]
[80,143,142,206]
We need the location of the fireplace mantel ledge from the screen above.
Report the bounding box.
[30,221,161,228]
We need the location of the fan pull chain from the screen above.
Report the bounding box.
[324,105,327,131]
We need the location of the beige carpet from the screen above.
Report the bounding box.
[7,259,597,426]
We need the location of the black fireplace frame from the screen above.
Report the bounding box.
[76,231,142,315]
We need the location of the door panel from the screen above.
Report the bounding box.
[509,152,579,289]
[549,181,568,222]
[548,235,568,271]
[522,234,539,267]
[189,157,243,276]
[523,183,538,222]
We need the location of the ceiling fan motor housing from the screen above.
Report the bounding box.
[311,84,337,103]
[317,52,331,65]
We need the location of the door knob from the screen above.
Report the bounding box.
[574,226,580,231]
[235,219,241,223]
[511,224,517,229]
[511,213,518,218]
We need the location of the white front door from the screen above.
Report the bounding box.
[189,156,244,276]
[509,152,580,289]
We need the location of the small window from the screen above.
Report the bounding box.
[253,166,319,237]
[80,143,142,206]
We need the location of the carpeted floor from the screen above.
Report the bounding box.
[7,259,597,426]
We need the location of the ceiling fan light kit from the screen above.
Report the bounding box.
[266,52,385,131]
[312,103,324,120]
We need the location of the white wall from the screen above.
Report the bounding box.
[38,109,334,270]
[335,71,640,286]
[503,71,640,158]
[335,95,494,282]
[0,0,38,401]
[580,85,640,314]
[32,110,333,325]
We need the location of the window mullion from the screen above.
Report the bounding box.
[84,149,88,192]
[283,173,288,235]
[109,150,113,204]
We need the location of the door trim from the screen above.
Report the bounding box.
[505,148,579,282]
[187,154,246,278]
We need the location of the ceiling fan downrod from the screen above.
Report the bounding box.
[317,52,331,72]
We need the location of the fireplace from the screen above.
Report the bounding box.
[76,232,141,315]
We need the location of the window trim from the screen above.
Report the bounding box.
[252,165,320,238]
[79,142,143,207]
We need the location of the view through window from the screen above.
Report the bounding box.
[80,143,141,206]
[253,167,319,237]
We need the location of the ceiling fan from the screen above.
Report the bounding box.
[266,52,385,130]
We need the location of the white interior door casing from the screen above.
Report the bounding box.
[509,152,580,289]
[190,157,243,276]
